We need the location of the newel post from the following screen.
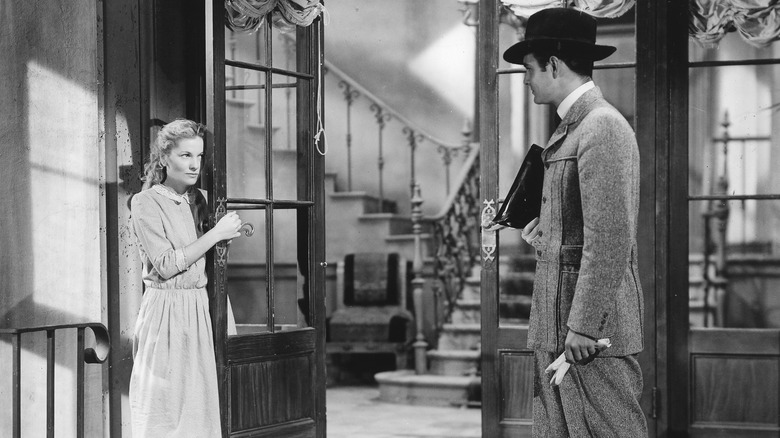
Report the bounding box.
[411,184,428,374]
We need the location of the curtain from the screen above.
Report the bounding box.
[690,0,780,48]
[225,0,324,33]
[500,0,635,19]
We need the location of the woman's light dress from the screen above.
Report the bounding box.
[129,184,224,438]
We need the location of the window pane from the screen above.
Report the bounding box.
[225,86,267,200]
[272,209,308,329]
[499,235,534,327]
[270,74,298,199]
[227,209,269,335]
[688,199,780,328]
[688,43,780,328]
[272,26,297,71]
[225,24,269,66]
[688,63,779,198]
[690,31,780,63]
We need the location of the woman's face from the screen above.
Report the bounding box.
[163,136,204,193]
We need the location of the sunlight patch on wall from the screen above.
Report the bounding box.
[26,60,101,325]
[408,24,475,117]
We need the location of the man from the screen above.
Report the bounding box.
[501,7,647,437]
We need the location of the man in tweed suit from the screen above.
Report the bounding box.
[502,8,647,437]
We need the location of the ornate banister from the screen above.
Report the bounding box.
[422,143,481,331]
[323,60,470,207]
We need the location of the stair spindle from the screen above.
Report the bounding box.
[411,184,428,374]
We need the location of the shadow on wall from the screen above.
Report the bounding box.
[0,1,32,331]
[1,0,104,330]
[0,1,116,435]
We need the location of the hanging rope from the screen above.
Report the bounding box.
[314,31,327,156]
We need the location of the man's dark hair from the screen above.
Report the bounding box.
[531,50,594,78]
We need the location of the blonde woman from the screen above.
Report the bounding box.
[129,119,240,437]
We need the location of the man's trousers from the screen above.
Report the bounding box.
[532,350,648,437]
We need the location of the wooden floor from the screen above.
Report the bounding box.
[326,385,481,438]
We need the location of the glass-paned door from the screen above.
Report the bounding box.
[205,1,326,436]
[684,32,780,436]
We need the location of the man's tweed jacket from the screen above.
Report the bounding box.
[528,86,644,357]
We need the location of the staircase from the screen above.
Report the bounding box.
[374,266,482,407]
[324,172,432,264]
[374,251,535,407]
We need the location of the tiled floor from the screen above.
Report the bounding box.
[326,385,482,438]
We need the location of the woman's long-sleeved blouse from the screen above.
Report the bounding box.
[130,184,208,289]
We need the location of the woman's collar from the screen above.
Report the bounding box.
[152,184,195,204]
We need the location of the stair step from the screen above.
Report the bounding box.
[451,300,480,324]
[375,370,480,407]
[499,295,532,321]
[358,213,412,234]
[427,349,480,376]
[500,272,534,296]
[384,234,434,263]
[329,191,394,214]
[459,279,481,302]
[511,256,538,271]
[456,299,480,309]
[438,324,480,351]
[325,172,339,193]
[384,232,433,242]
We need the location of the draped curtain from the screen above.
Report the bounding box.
[226,0,324,32]
[500,0,780,48]
[500,0,635,19]
[690,0,780,48]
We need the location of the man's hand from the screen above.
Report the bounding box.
[564,329,598,364]
[521,217,541,247]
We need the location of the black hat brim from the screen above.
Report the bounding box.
[503,39,616,64]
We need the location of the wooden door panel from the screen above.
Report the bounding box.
[230,419,315,438]
[493,323,533,437]
[230,355,314,432]
[227,329,316,362]
[689,329,780,437]
[498,352,533,431]
[227,326,317,436]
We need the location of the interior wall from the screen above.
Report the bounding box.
[322,0,476,217]
[0,0,105,436]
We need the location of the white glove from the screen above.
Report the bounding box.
[545,338,611,386]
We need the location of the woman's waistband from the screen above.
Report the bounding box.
[144,286,207,293]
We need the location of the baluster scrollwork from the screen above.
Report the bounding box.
[402,127,425,195]
[427,148,481,330]
[338,80,360,191]
[370,103,392,211]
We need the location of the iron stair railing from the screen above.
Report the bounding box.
[1,322,110,438]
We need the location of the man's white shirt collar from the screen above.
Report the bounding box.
[557,81,595,119]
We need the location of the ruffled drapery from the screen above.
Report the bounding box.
[500,0,635,19]
[690,0,780,48]
[225,0,324,33]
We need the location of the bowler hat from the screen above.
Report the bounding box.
[503,8,616,64]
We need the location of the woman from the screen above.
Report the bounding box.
[129,119,241,437]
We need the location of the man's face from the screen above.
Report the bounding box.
[522,54,555,105]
